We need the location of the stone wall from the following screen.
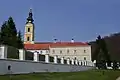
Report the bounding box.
[0,59,94,75]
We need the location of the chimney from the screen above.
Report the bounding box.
[71,38,74,43]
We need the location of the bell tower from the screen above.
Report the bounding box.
[24,9,34,44]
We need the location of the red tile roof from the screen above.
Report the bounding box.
[24,42,89,50]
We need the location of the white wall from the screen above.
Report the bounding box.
[26,46,92,62]
[0,45,94,75]
[50,46,91,61]
[0,59,94,75]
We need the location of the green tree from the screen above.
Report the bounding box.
[0,17,24,49]
[7,17,18,47]
[7,17,17,35]
[94,35,110,69]
[17,30,24,49]
[112,60,119,70]
[0,21,10,45]
[97,35,110,61]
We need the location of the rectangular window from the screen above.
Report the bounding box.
[53,50,55,53]
[84,57,86,60]
[60,50,62,54]
[27,37,30,41]
[74,50,76,53]
[84,50,86,53]
[67,50,69,53]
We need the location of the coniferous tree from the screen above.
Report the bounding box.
[0,21,10,45]
[7,17,18,47]
[7,17,17,36]
[17,30,24,49]
[94,35,110,69]
[97,35,110,61]
[0,17,24,49]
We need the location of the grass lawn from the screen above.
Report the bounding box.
[0,70,120,80]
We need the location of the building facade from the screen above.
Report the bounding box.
[24,9,92,61]
[50,45,91,61]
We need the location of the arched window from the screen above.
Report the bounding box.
[34,51,39,53]
[28,28,30,32]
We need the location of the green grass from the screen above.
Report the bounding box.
[0,70,120,80]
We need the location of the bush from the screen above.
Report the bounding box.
[96,60,107,69]
[112,61,119,70]
[107,61,112,67]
